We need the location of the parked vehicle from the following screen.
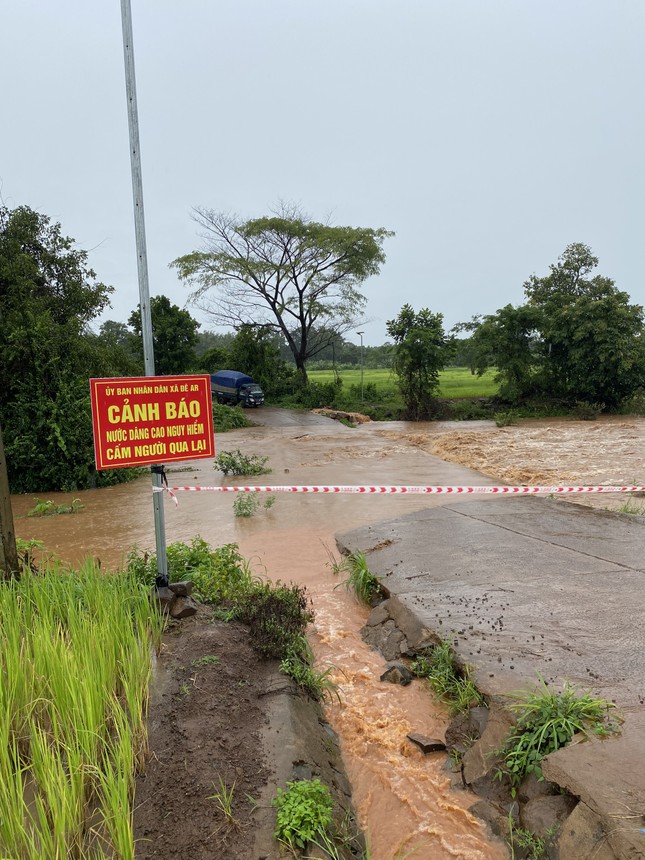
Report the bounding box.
[210,370,265,407]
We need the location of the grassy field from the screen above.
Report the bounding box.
[308,367,498,399]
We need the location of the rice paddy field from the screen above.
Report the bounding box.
[0,563,163,859]
[308,367,499,399]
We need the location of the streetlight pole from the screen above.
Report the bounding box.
[356,331,365,402]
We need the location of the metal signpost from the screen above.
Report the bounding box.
[120,0,169,585]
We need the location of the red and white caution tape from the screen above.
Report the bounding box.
[153,484,645,499]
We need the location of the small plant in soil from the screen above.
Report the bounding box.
[208,774,238,827]
[191,655,220,668]
[507,812,546,860]
[332,550,382,604]
[498,676,619,788]
[272,778,335,855]
[232,493,276,517]
[214,449,271,476]
[411,640,484,715]
[280,637,342,704]
[28,497,84,517]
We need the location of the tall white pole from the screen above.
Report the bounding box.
[120,0,168,585]
[357,331,365,402]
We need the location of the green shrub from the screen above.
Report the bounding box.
[272,778,334,853]
[126,539,254,603]
[214,449,270,476]
[494,409,519,427]
[212,403,253,431]
[232,493,276,517]
[233,581,314,659]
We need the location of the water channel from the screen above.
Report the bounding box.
[11,409,507,859]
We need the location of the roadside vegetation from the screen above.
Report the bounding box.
[411,640,484,715]
[127,538,336,703]
[330,550,383,605]
[497,678,620,790]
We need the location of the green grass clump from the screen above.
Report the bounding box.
[332,551,382,604]
[0,562,162,859]
[499,678,619,787]
[272,778,335,854]
[214,449,271,476]
[411,641,484,715]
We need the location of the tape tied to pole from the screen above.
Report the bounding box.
[152,484,645,506]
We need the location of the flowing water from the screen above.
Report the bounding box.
[10,410,528,858]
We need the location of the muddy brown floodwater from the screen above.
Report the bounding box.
[12,410,645,859]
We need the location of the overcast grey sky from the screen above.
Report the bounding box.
[2,0,644,346]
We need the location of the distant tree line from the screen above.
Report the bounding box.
[2,201,644,492]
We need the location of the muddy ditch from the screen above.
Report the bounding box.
[134,605,364,860]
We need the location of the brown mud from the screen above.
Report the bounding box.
[11,411,645,859]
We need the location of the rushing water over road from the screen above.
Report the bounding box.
[12,409,508,859]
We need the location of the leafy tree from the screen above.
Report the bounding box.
[194,329,235,357]
[97,320,142,374]
[0,205,136,491]
[171,203,392,382]
[469,304,542,403]
[194,345,231,373]
[387,305,455,419]
[524,244,645,408]
[466,244,645,409]
[128,294,200,374]
[228,325,296,396]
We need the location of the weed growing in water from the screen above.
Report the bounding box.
[280,636,342,704]
[331,550,382,604]
[411,640,484,715]
[214,449,270,476]
[232,493,276,517]
[498,677,619,787]
[272,778,335,854]
[27,497,84,517]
